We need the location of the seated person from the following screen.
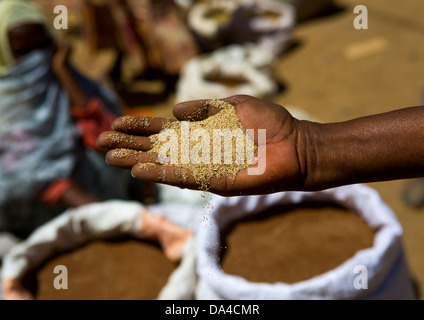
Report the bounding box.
[0,0,147,239]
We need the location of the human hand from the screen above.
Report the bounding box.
[97,95,307,196]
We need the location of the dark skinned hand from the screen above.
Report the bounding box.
[97,95,306,196]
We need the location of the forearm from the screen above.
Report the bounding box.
[40,179,99,208]
[54,65,89,109]
[59,185,99,208]
[298,106,424,190]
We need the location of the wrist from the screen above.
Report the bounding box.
[296,108,424,190]
[297,119,362,191]
[295,119,323,191]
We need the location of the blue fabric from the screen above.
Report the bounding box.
[0,49,78,203]
[0,49,132,237]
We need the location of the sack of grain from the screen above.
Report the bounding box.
[175,45,278,103]
[187,0,238,50]
[195,184,417,300]
[211,43,277,75]
[187,0,296,55]
[276,0,336,22]
[1,200,197,300]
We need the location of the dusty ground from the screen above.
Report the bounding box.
[34,0,424,299]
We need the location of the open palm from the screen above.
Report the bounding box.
[97,95,304,196]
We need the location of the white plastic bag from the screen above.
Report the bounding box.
[195,184,416,300]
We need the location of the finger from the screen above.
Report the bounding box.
[131,163,202,190]
[173,99,223,121]
[112,116,174,135]
[106,149,160,169]
[173,95,251,121]
[131,163,233,194]
[97,131,152,151]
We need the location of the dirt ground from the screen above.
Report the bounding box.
[34,0,424,299]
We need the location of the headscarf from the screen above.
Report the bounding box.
[0,0,49,75]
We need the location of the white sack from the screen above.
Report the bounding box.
[176,47,278,103]
[195,184,416,300]
[1,199,198,300]
[188,0,296,55]
[158,236,197,300]
[188,1,238,41]
[211,43,276,74]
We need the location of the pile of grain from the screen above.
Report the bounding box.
[148,100,256,190]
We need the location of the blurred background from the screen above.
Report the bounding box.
[5,0,424,298]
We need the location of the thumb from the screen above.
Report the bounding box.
[172,99,224,121]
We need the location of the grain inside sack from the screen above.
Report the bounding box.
[32,239,177,300]
[219,203,375,284]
